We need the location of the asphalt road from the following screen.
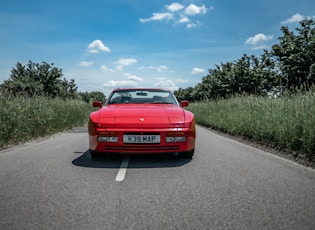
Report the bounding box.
[0,126,314,230]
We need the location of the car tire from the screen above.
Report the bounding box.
[178,148,195,158]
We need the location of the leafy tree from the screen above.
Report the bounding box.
[0,61,78,98]
[175,20,315,101]
[272,19,315,90]
[78,91,106,104]
[59,78,78,99]
[257,50,281,94]
[191,54,278,100]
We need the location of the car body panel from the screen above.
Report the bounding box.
[88,88,196,156]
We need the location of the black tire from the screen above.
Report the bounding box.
[178,148,195,158]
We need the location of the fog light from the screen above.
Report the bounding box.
[98,136,118,142]
[166,136,186,143]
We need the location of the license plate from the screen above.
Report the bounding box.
[123,135,160,144]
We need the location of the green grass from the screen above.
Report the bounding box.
[0,96,95,148]
[188,91,315,162]
[1,93,314,164]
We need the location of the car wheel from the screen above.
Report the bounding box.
[90,150,101,158]
[178,148,195,158]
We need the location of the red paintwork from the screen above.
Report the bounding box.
[88,88,196,155]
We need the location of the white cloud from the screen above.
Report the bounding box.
[102,73,143,91]
[187,21,202,29]
[101,65,123,72]
[117,58,137,66]
[77,61,93,67]
[138,65,170,72]
[166,2,184,12]
[124,73,144,81]
[154,77,179,91]
[281,13,305,24]
[115,65,124,72]
[139,3,212,28]
[178,16,190,24]
[245,33,273,50]
[100,58,137,73]
[185,4,207,16]
[100,65,115,72]
[100,65,109,72]
[155,65,169,72]
[140,13,173,23]
[103,80,138,88]
[88,40,110,53]
[245,33,273,45]
[191,67,205,74]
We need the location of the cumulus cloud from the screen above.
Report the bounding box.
[154,77,179,91]
[245,33,273,50]
[124,73,144,81]
[153,65,169,72]
[100,58,137,73]
[187,21,202,29]
[77,61,93,67]
[185,4,207,16]
[103,80,138,88]
[166,2,184,12]
[113,58,138,72]
[178,16,190,24]
[245,33,273,45]
[281,13,305,24]
[138,65,170,72]
[139,2,212,28]
[100,65,122,72]
[100,65,109,71]
[139,12,173,23]
[102,73,143,90]
[191,67,205,74]
[88,40,110,53]
[117,58,137,66]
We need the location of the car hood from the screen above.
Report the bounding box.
[97,105,186,128]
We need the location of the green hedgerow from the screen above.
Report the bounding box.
[188,91,315,162]
[0,96,95,148]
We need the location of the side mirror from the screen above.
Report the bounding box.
[93,101,102,108]
[180,100,189,107]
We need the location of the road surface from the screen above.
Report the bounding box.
[0,126,314,229]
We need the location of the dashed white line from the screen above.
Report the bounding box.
[115,155,130,182]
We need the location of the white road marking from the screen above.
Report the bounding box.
[115,155,130,182]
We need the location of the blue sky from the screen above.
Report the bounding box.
[1,0,315,95]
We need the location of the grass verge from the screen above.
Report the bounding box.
[0,96,95,149]
[187,92,315,165]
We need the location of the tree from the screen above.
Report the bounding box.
[78,91,106,104]
[174,52,280,101]
[0,61,78,98]
[272,19,315,90]
[174,19,315,101]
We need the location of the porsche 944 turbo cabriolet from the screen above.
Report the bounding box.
[88,88,196,158]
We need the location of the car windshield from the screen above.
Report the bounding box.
[107,89,179,105]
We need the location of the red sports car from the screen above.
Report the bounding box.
[88,88,196,158]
